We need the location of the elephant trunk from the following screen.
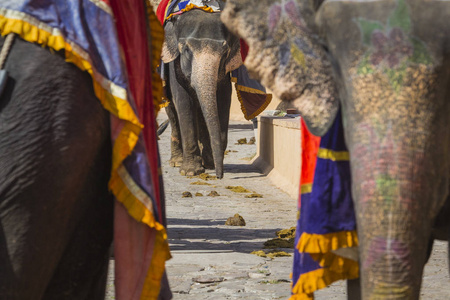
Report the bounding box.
[191,52,224,178]
[348,119,450,299]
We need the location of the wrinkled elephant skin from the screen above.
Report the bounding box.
[0,37,113,299]
[222,0,450,299]
[162,7,242,179]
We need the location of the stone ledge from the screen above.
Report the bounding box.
[252,116,301,200]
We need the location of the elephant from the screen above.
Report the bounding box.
[222,0,450,299]
[0,36,113,298]
[161,4,243,179]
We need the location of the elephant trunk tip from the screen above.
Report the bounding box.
[215,168,224,179]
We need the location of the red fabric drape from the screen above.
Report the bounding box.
[109,0,162,219]
[240,39,249,62]
[299,119,321,207]
[156,0,171,25]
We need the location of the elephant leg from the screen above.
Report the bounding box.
[216,77,232,153]
[165,101,183,167]
[168,62,204,176]
[347,278,362,300]
[197,108,214,169]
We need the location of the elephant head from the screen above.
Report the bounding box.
[162,9,242,178]
[222,0,450,298]
[221,0,339,136]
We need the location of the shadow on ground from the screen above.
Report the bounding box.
[167,218,287,253]
[228,123,254,131]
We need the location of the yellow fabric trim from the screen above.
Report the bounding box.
[109,170,168,243]
[317,148,349,161]
[141,229,171,300]
[291,256,359,295]
[235,83,267,95]
[147,3,165,115]
[235,85,272,120]
[293,231,359,296]
[300,183,312,194]
[165,4,216,21]
[297,231,359,254]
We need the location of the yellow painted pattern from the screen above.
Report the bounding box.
[317,148,350,161]
[291,43,306,69]
[300,183,312,194]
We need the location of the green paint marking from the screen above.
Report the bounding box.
[376,174,398,206]
[410,37,433,65]
[357,52,375,75]
[388,0,411,32]
[357,18,384,45]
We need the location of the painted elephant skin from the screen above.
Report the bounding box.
[0,36,113,298]
[162,5,242,179]
[222,0,450,299]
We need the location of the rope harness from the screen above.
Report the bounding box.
[0,33,15,97]
[0,33,15,70]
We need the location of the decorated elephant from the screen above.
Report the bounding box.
[0,1,171,299]
[157,0,271,179]
[222,0,450,299]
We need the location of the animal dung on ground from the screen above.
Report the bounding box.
[190,181,211,185]
[263,238,295,249]
[276,227,296,239]
[189,173,217,181]
[225,213,246,226]
[198,173,217,180]
[226,186,251,193]
[250,250,291,258]
[195,192,204,197]
[224,150,238,155]
[245,193,263,198]
[182,191,192,198]
[236,138,247,144]
[207,191,220,197]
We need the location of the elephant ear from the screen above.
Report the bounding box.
[221,0,339,136]
[225,42,243,73]
[162,20,179,63]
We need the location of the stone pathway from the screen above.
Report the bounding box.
[159,115,295,299]
[106,113,449,299]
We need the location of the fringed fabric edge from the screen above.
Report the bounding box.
[165,3,217,22]
[146,3,165,115]
[291,257,359,296]
[233,82,272,121]
[292,230,359,297]
[109,170,171,300]
[297,230,359,254]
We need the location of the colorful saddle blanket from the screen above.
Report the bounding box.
[0,1,170,299]
[157,0,272,120]
[291,113,358,299]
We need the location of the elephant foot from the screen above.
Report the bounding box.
[180,161,205,176]
[169,156,183,167]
